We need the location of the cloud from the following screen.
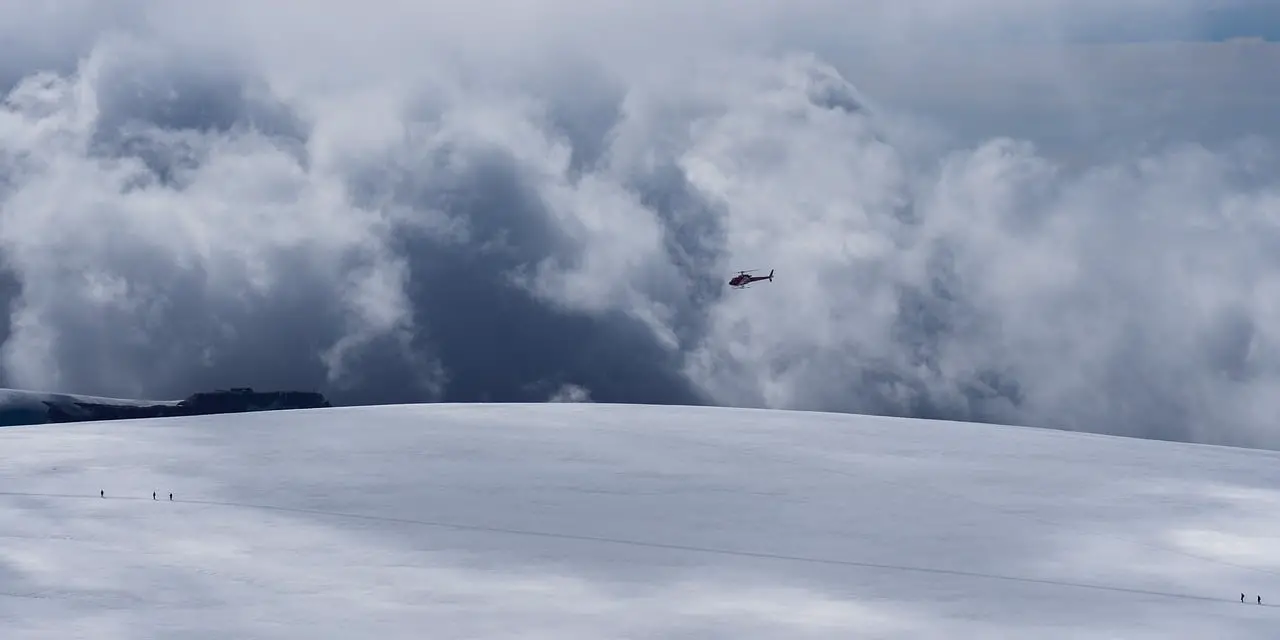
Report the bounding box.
[1,1,1279,448]
[548,384,593,403]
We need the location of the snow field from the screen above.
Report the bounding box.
[0,402,1277,638]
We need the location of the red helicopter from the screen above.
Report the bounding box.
[728,268,774,289]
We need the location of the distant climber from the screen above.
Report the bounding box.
[1258,595,1262,605]
[169,493,173,501]
[99,490,103,498]
[152,492,156,500]
[1242,593,1245,602]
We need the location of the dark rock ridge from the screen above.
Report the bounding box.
[42,387,332,424]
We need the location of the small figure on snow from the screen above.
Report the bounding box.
[168,493,173,501]
[152,492,156,500]
[99,490,104,498]
[1258,595,1263,605]
[1241,593,1245,603]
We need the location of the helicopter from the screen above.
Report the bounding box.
[728,269,774,289]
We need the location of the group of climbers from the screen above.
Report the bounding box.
[99,489,172,501]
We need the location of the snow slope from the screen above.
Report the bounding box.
[0,402,1278,638]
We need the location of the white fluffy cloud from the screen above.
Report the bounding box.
[1,0,1279,447]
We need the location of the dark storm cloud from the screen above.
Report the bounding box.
[1,0,1280,449]
[0,29,709,407]
[345,129,706,405]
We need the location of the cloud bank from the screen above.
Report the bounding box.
[1,0,1279,448]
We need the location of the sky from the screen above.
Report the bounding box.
[0,0,1279,448]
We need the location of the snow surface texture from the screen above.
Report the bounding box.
[0,402,1277,638]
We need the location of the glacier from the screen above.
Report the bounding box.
[0,401,1277,638]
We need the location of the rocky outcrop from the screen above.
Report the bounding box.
[42,387,332,424]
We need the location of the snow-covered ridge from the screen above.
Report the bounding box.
[1,401,1277,638]
[0,388,179,427]
[0,386,329,427]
